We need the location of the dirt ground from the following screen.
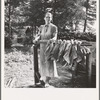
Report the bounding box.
[4,42,96,88]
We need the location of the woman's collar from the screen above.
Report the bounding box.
[45,23,51,27]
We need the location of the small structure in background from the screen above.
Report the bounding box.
[12,33,18,44]
[25,26,32,37]
[24,26,33,46]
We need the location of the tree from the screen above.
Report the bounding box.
[5,0,96,38]
[83,0,96,32]
[5,0,27,37]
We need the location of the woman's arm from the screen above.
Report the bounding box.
[33,25,42,43]
[51,25,58,41]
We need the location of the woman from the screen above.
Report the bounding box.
[34,12,58,87]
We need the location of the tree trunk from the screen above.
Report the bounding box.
[83,19,87,32]
[8,0,12,38]
[31,23,34,37]
[70,21,74,31]
[34,19,37,35]
[83,0,89,32]
[75,21,78,31]
[53,0,56,25]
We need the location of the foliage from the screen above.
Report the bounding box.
[58,31,96,42]
[82,0,96,32]
[5,0,28,37]
[4,0,97,38]
[4,48,34,87]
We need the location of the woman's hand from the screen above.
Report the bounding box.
[33,35,40,44]
[33,40,38,44]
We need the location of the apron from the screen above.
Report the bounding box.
[39,23,58,80]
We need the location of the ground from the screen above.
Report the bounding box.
[4,41,96,88]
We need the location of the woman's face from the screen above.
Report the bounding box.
[44,13,52,24]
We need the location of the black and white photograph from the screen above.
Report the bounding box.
[3,0,97,89]
[2,0,100,100]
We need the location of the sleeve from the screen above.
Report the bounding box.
[52,26,58,40]
[37,25,42,36]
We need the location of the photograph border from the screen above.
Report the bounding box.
[1,0,99,100]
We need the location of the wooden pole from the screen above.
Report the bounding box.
[33,44,40,85]
[86,53,92,87]
[71,60,78,87]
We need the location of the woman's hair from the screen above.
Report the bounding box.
[45,12,53,19]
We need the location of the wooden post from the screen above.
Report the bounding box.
[33,44,40,85]
[86,53,92,87]
[71,60,78,87]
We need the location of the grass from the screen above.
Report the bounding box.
[4,47,34,88]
